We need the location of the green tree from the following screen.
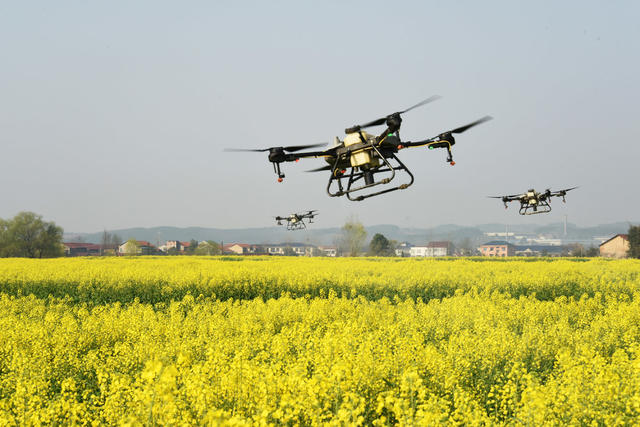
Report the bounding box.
[586,246,599,257]
[184,239,199,255]
[368,233,393,256]
[195,240,221,255]
[457,237,474,256]
[122,238,140,256]
[339,218,367,257]
[0,212,63,258]
[628,225,640,258]
[283,246,297,256]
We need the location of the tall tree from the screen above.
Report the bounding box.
[339,218,367,257]
[368,233,393,256]
[0,212,63,258]
[457,237,474,256]
[184,239,199,255]
[628,225,640,259]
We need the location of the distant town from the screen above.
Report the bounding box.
[63,232,631,259]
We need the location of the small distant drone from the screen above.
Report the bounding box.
[489,187,578,215]
[226,96,492,201]
[275,210,318,230]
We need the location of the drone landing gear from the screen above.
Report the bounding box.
[519,201,552,215]
[326,152,414,202]
[286,222,306,231]
[272,162,285,182]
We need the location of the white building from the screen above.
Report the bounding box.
[409,241,453,257]
[395,242,414,257]
[317,246,337,257]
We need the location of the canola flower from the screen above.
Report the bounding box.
[0,257,639,425]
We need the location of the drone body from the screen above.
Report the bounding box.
[490,187,578,215]
[275,210,318,230]
[226,97,492,201]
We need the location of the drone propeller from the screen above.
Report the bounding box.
[283,143,328,152]
[442,116,493,136]
[346,95,441,133]
[224,148,270,152]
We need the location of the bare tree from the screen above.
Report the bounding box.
[339,217,367,257]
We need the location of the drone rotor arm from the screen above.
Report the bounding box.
[550,186,579,197]
[293,148,335,159]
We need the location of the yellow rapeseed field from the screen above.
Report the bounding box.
[0,257,639,425]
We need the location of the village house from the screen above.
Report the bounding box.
[223,243,261,255]
[478,241,516,257]
[262,243,315,256]
[599,234,629,258]
[409,241,454,257]
[160,240,193,253]
[395,242,414,257]
[118,240,156,255]
[63,242,103,256]
[316,245,337,257]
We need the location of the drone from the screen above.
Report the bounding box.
[489,187,578,215]
[275,210,318,230]
[226,97,492,201]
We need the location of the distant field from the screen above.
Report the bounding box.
[0,257,639,424]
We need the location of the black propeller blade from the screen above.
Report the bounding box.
[558,186,579,193]
[346,95,441,133]
[447,116,493,135]
[305,165,333,173]
[224,148,270,152]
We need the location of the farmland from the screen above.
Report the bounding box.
[1,257,639,424]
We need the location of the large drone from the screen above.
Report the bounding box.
[226,97,492,201]
[489,187,578,215]
[275,210,318,230]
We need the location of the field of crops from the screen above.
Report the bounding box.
[1,257,639,425]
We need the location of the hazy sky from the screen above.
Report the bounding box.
[1,1,638,232]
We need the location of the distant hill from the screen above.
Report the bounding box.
[64,221,635,246]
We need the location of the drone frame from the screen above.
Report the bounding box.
[286,220,307,231]
[518,200,552,215]
[325,134,415,201]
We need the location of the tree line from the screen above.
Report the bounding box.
[0,212,64,258]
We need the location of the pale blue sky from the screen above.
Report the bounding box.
[1,1,638,231]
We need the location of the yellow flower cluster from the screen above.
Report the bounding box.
[0,257,639,424]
